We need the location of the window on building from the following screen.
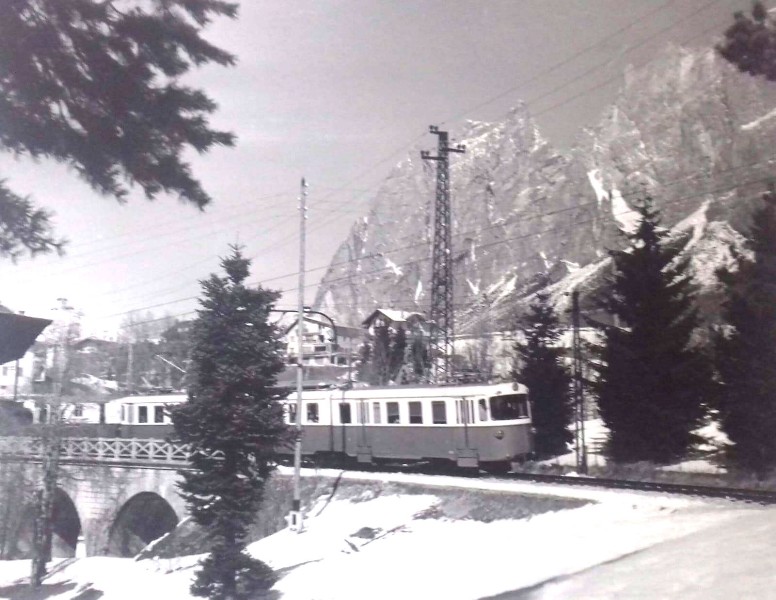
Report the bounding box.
[339,403,352,424]
[372,402,381,424]
[306,403,319,423]
[408,401,423,424]
[287,404,297,425]
[121,405,126,423]
[490,394,529,420]
[138,406,148,424]
[432,401,447,424]
[154,406,165,423]
[387,401,400,424]
[1,367,7,376]
[73,404,83,417]
[16,367,22,377]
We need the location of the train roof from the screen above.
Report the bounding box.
[285,381,526,400]
[109,393,187,405]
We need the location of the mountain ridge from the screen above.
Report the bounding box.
[314,45,776,333]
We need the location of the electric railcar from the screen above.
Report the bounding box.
[102,382,533,469]
[282,382,532,468]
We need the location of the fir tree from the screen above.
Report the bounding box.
[389,326,407,381]
[513,291,572,458]
[411,335,430,380]
[370,324,391,385]
[718,1,776,81]
[715,186,776,474]
[593,196,711,464]
[172,247,290,600]
[0,0,236,258]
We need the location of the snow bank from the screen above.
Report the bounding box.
[0,471,761,600]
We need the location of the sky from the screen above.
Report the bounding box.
[0,0,755,336]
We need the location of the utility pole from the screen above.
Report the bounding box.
[421,125,465,384]
[126,335,134,394]
[571,290,587,474]
[289,177,307,533]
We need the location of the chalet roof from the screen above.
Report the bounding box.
[362,309,426,328]
[73,337,119,350]
[283,316,364,339]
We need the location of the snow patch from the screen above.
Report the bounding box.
[466,278,480,296]
[562,260,581,273]
[587,169,608,208]
[741,107,776,131]
[414,279,423,302]
[384,257,403,277]
[610,189,641,234]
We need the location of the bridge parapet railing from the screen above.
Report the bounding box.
[0,436,191,465]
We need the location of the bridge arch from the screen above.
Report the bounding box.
[7,488,81,559]
[107,492,179,557]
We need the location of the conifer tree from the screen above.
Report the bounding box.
[593,197,711,464]
[0,0,237,258]
[370,324,392,385]
[715,186,776,474]
[513,291,572,458]
[718,1,776,81]
[389,326,407,381]
[172,247,290,600]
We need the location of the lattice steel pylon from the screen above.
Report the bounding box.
[421,125,465,384]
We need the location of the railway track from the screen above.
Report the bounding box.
[505,471,776,505]
[303,456,776,505]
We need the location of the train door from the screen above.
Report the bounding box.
[356,398,372,463]
[455,397,478,468]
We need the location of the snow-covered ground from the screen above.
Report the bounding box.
[1,469,772,600]
[541,418,730,474]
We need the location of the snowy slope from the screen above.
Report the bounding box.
[0,471,768,600]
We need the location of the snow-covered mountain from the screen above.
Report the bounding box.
[314,46,776,331]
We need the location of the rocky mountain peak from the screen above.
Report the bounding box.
[315,44,776,334]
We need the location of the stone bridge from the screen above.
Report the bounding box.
[0,437,189,558]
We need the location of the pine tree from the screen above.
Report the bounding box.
[171,248,290,600]
[513,292,572,458]
[0,0,237,258]
[715,186,776,474]
[389,326,407,382]
[593,196,711,464]
[370,325,391,385]
[718,1,776,81]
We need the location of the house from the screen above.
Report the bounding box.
[361,309,428,336]
[283,316,365,367]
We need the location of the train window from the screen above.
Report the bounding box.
[373,402,381,424]
[138,406,148,424]
[307,403,319,423]
[456,399,472,424]
[73,404,83,417]
[409,401,423,424]
[121,405,126,423]
[339,403,352,424]
[387,402,400,424]
[478,399,489,422]
[287,404,297,425]
[432,401,447,424]
[490,394,529,420]
[358,401,369,424]
[154,406,165,423]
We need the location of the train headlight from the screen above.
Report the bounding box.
[494,429,504,440]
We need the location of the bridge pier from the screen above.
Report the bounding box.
[0,438,189,557]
